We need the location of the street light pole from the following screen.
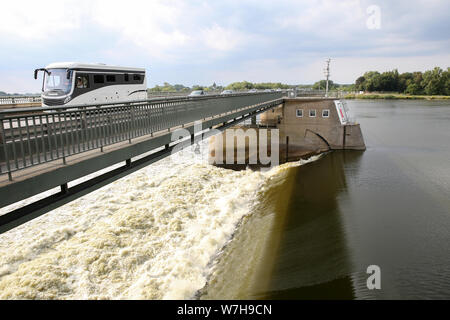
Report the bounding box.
[324,58,331,97]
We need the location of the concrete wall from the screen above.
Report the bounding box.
[280,99,342,150]
[343,124,366,150]
[209,98,366,166]
[261,98,365,151]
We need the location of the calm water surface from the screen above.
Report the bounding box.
[261,100,450,299]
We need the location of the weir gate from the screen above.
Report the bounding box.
[0,92,284,233]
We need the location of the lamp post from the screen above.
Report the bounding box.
[324,58,331,97]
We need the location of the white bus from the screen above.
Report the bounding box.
[34,62,147,107]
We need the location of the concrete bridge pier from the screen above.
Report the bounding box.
[208,97,366,166]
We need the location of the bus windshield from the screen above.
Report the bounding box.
[43,69,72,94]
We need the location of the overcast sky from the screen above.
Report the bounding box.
[0,0,448,93]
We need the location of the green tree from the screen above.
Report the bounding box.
[355,76,366,91]
[312,80,337,90]
[379,69,400,92]
[225,81,254,90]
[421,67,446,95]
[398,72,413,93]
[439,67,450,95]
[405,83,422,95]
[363,71,382,91]
[173,84,189,92]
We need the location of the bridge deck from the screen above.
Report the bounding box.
[0,120,191,187]
[0,108,246,188]
[0,93,284,233]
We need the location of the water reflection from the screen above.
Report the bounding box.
[252,100,450,300]
[261,151,363,299]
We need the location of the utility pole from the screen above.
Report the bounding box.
[324,58,331,97]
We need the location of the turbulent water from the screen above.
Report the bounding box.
[0,139,319,299]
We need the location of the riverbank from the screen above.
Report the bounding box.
[343,93,450,100]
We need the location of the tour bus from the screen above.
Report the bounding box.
[34,62,147,107]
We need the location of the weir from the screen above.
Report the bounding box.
[209,98,366,167]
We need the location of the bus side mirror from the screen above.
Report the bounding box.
[66,70,71,80]
[34,69,38,79]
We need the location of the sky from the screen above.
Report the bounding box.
[0,0,448,93]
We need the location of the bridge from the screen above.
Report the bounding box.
[0,89,339,106]
[0,95,42,110]
[0,92,284,233]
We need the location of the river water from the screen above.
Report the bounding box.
[0,100,449,299]
[242,99,450,299]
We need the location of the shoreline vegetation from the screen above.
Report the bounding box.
[343,93,450,100]
[353,67,449,97]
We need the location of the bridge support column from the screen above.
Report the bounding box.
[285,136,289,162]
[126,159,131,167]
[251,115,257,125]
[61,183,68,194]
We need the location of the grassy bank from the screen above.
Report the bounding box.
[344,93,450,100]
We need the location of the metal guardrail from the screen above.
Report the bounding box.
[0,90,280,104]
[147,91,223,98]
[0,92,283,180]
[295,90,345,98]
[0,89,343,104]
[147,91,191,99]
[0,95,41,105]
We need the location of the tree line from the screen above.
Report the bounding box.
[147,81,294,92]
[355,67,449,95]
[143,66,450,96]
[224,81,291,90]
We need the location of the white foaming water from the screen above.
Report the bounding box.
[0,139,321,299]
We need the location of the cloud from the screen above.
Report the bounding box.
[0,0,83,40]
[277,0,365,34]
[201,24,247,52]
[90,0,191,59]
[0,0,448,93]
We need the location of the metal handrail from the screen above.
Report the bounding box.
[0,92,283,179]
[0,91,279,116]
[0,95,41,105]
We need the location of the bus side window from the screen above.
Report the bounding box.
[76,75,89,89]
[94,75,104,84]
[133,74,141,82]
[106,75,116,82]
[124,74,129,82]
